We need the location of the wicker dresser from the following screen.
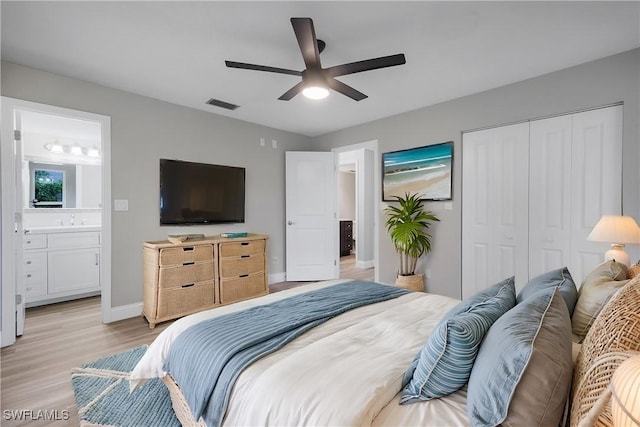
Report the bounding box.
[143,233,269,328]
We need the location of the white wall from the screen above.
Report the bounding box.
[313,48,640,299]
[1,61,312,307]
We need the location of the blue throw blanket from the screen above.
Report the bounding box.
[163,281,408,427]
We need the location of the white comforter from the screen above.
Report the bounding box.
[131,280,470,426]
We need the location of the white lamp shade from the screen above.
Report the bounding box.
[611,355,640,427]
[588,215,640,244]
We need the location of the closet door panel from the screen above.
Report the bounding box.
[529,115,572,278]
[462,123,529,298]
[570,105,623,283]
[462,134,492,297]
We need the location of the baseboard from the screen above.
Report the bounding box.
[269,272,286,284]
[109,302,143,322]
[356,259,374,269]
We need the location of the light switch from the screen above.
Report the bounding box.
[444,202,453,211]
[114,199,129,211]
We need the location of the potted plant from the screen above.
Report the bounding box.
[384,192,439,291]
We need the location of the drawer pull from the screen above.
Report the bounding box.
[183,247,194,252]
[26,261,32,265]
[241,242,249,246]
[181,283,195,288]
[239,274,249,278]
[183,262,195,266]
[26,274,32,278]
[240,255,250,258]
[26,240,31,244]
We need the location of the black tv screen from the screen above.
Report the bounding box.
[159,159,245,225]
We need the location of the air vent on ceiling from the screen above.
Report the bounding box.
[205,98,239,110]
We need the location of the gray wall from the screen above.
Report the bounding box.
[312,48,640,299]
[1,62,312,307]
[338,171,356,220]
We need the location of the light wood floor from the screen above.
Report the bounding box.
[0,255,373,426]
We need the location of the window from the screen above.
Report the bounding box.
[33,169,64,208]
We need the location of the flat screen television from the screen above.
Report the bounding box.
[382,141,453,201]
[159,159,245,225]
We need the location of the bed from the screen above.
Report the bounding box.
[130,264,640,427]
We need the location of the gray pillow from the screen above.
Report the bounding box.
[516,266,578,315]
[400,277,515,403]
[467,287,573,427]
[572,261,629,342]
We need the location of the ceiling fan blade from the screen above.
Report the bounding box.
[225,61,301,76]
[327,78,368,101]
[291,17,321,70]
[326,53,406,77]
[278,81,306,101]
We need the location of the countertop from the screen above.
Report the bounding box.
[24,225,101,234]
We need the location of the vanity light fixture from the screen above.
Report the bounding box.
[87,147,100,158]
[45,143,64,154]
[70,145,83,155]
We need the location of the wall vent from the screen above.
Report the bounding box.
[205,98,239,110]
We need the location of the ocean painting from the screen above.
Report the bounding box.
[382,142,453,201]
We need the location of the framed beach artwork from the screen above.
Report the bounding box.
[382,141,453,201]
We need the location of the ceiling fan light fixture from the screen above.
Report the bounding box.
[302,85,329,100]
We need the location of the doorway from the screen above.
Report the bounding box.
[333,141,379,282]
[1,97,111,347]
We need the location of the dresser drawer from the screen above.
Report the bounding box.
[159,245,213,266]
[219,254,265,278]
[219,272,267,304]
[23,234,47,250]
[219,240,265,257]
[158,261,215,289]
[156,280,215,318]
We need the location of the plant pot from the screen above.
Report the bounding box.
[395,273,424,292]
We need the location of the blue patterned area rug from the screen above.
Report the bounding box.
[71,346,180,427]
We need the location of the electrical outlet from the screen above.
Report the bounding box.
[271,139,277,149]
[272,256,278,265]
[260,137,265,147]
[425,269,432,279]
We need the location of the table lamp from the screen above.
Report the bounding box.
[611,354,640,427]
[587,215,640,266]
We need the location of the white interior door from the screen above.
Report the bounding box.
[529,114,573,279]
[285,151,338,281]
[569,105,623,282]
[1,101,28,345]
[462,122,529,298]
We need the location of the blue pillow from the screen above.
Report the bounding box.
[467,287,573,427]
[400,277,515,403]
[516,267,578,315]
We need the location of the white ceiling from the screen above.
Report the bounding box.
[2,1,639,137]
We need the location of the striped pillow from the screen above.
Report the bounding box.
[400,277,515,403]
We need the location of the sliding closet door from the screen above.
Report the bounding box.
[528,115,573,278]
[462,123,529,298]
[570,106,623,282]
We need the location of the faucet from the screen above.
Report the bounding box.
[70,215,75,226]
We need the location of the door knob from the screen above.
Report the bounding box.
[287,220,294,225]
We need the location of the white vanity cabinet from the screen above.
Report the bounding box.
[23,228,101,307]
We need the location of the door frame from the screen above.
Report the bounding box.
[332,140,380,282]
[1,97,112,347]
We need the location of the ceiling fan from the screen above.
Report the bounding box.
[225,17,406,101]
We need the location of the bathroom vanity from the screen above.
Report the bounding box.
[23,225,101,307]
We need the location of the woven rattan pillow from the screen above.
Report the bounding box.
[627,261,640,279]
[571,276,640,427]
